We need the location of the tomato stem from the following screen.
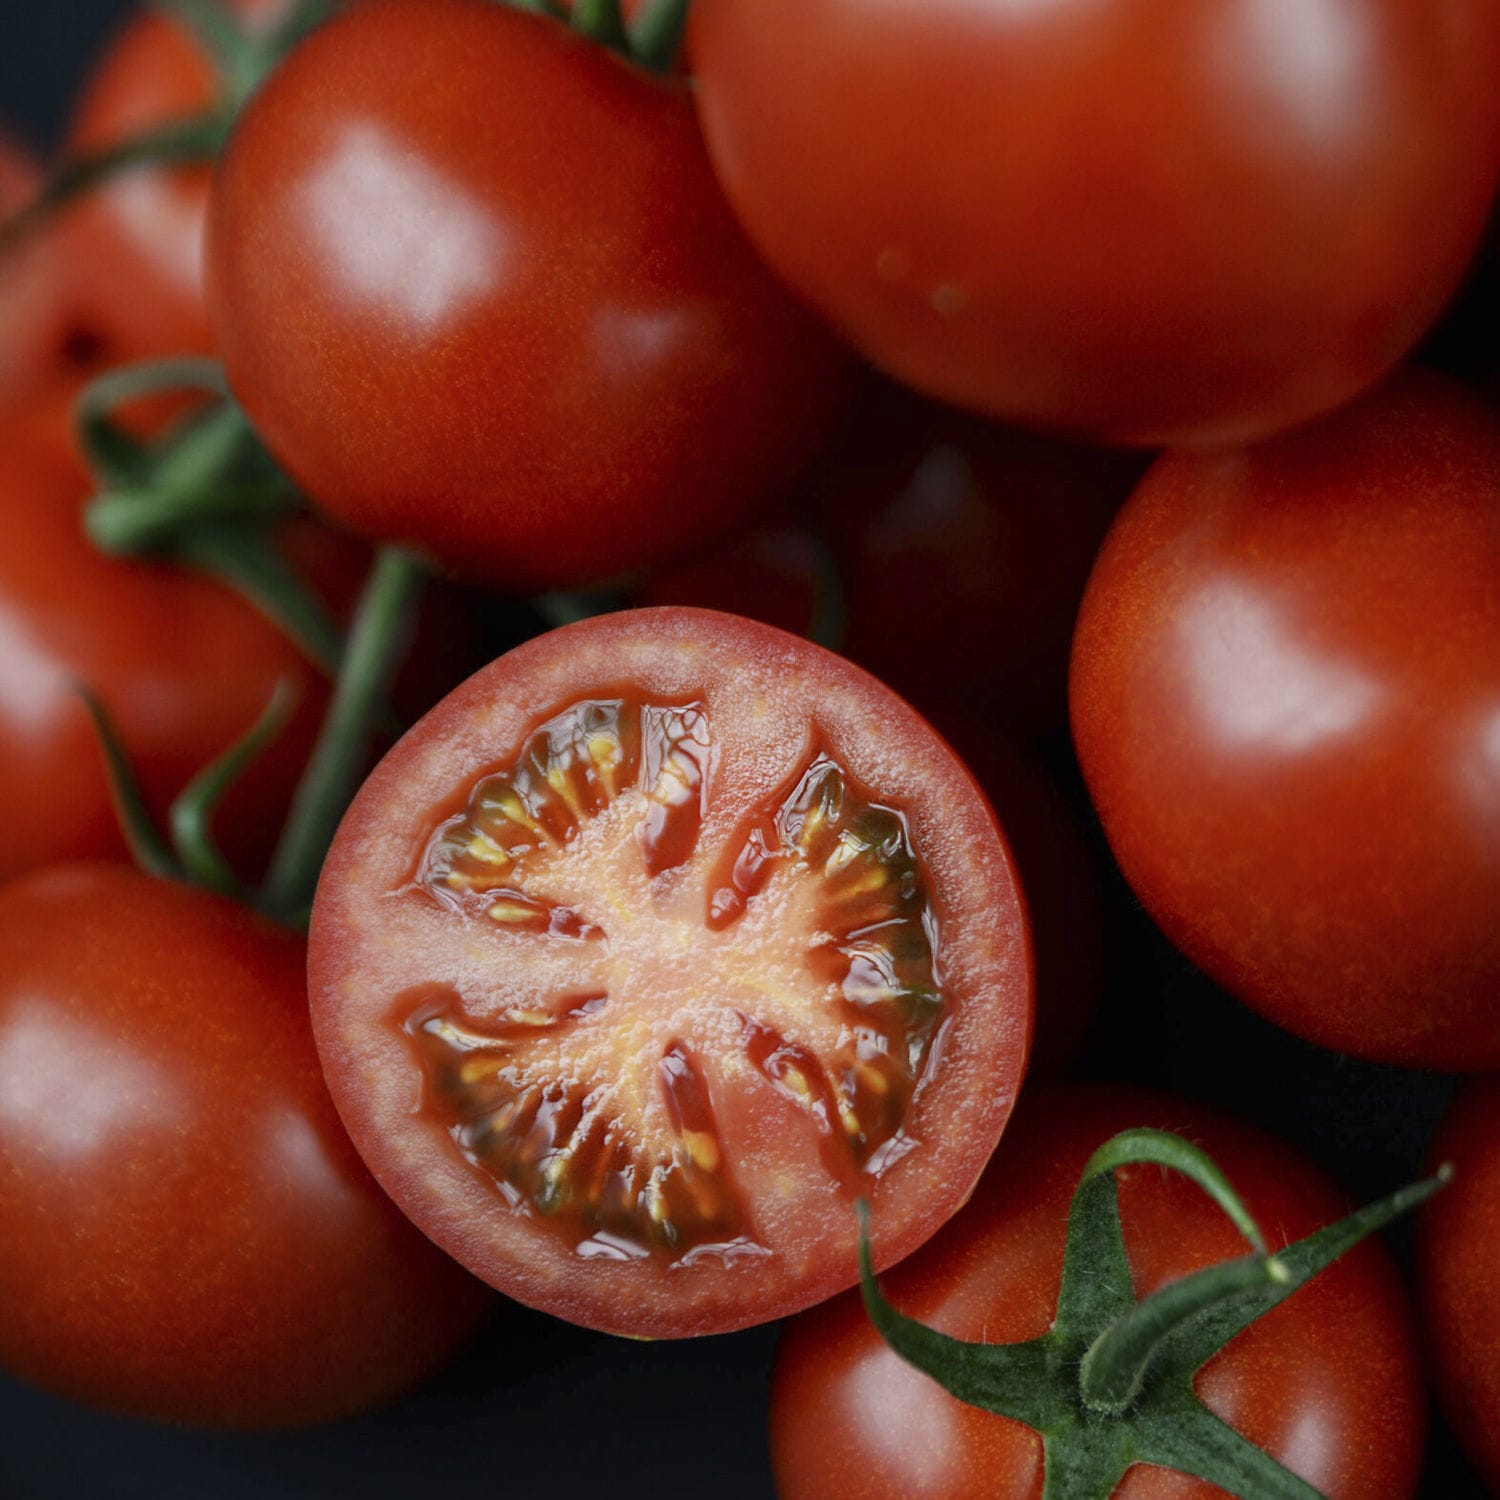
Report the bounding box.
[262,548,427,925]
[149,0,254,97]
[78,691,183,881]
[630,0,691,72]
[573,0,630,53]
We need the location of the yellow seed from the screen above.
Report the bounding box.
[459,1054,502,1085]
[465,831,514,866]
[546,765,585,819]
[588,735,622,796]
[859,1065,890,1098]
[488,899,542,925]
[683,1130,721,1173]
[486,790,545,835]
[780,1066,814,1102]
[844,867,890,897]
[840,1104,863,1138]
[503,1008,555,1028]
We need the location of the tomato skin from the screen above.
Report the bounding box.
[1418,1077,1500,1492]
[691,0,1500,447]
[309,607,1031,1338]
[206,0,854,592]
[0,385,475,885]
[0,863,494,1428]
[771,1086,1425,1500]
[0,133,70,404]
[56,0,290,363]
[1070,370,1500,1069]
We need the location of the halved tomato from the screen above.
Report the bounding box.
[308,608,1032,1337]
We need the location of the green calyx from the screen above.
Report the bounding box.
[858,1129,1449,1500]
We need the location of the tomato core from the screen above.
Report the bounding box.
[394,693,948,1265]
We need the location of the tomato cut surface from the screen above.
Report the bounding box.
[310,609,1032,1337]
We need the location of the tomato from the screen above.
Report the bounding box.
[0,131,71,403]
[206,0,855,593]
[771,1086,1426,1500]
[0,863,494,1427]
[0,384,476,885]
[823,384,1145,736]
[1070,370,1500,1070]
[690,0,1500,447]
[1418,1077,1500,1492]
[308,607,1031,1337]
[56,0,291,363]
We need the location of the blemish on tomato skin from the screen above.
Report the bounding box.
[876,245,912,282]
[931,283,967,317]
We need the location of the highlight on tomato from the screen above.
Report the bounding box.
[691,0,1500,447]
[207,0,856,593]
[1070,369,1500,1070]
[772,1087,1431,1500]
[308,607,1033,1338]
[0,862,496,1429]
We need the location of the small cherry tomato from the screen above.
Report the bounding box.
[309,607,1032,1337]
[207,0,855,592]
[772,1086,1426,1500]
[1070,369,1500,1070]
[1418,1076,1500,1493]
[691,0,1500,446]
[0,130,71,403]
[0,863,495,1428]
[56,0,291,363]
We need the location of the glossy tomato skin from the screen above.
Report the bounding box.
[0,385,476,885]
[207,0,855,592]
[57,0,291,363]
[1071,370,1500,1070]
[0,864,495,1428]
[309,607,1032,1338]
[772,1087,1425,1500]
[691,0,1500,447]
[1418,1077,1500,1492]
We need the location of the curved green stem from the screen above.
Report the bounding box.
[262,548,427,923]
[0,113,229,251]
[149,0,251,91]
[78,691,180,881]
[76,358,229,490]
[170,681,299,896]
[573,0,630,52]
[1078,1254,1284,1417]
[630,0,691,72]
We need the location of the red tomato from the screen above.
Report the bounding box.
[0,384,475,885]
[823,384,1144,736]
[0,132,70,404]
[772,1086,1426,1500]
[308,608,1032,1337]
[57,0,290,363]
[1070,370,1500,1070]
[1418,1077,1500,1492]
[691,0,1500,447]
[206,0,855,592]
[0,863,494,1427]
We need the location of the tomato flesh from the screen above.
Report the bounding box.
[310,609,1031,1336]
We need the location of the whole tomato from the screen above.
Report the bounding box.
[1070,369,1500,1070]
[691,0,1500,447]
[207,0,855,592]
[57,0,290,363]
[0,383,475,885]
[1418,1077,1500,1492]
[0,863,495,1427]
[772,1086,1426,1499]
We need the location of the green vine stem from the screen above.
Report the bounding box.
[261,548,427,924]
[630,0,691,72]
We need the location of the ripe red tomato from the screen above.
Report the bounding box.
[309,607,1032,1337]
[1071,370,1500,1070]
[0,384,475,885]
[207,0,855,592]
[0,863,495,1427]
[0,132,70,403]
[691,0,1500,447]
[1418,1077,1500,1492]
[771,1086,1426,1500]
[56,0,291,363]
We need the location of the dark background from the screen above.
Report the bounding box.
[0,4,1487,1498]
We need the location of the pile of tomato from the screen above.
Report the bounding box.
[1,1,1498,1496]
